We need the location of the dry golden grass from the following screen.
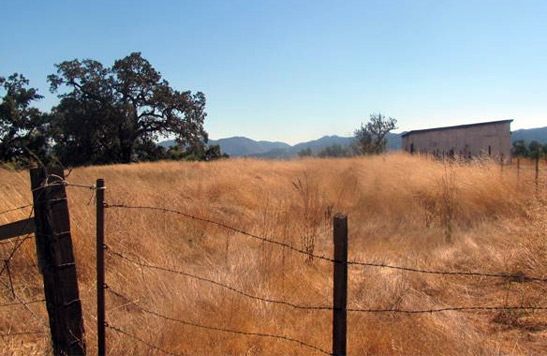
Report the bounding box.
[1,153,546,355]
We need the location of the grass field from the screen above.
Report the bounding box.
[1,153,546,355]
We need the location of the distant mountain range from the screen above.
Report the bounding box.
[511,127,547,144]
[160,133,402,158]
[159,126,546,158]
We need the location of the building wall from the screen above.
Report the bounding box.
[402,121,512,161]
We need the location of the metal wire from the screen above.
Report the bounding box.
[107,289,331,355]
[107,324,185,356]
[0,204,33,216]
[108,251,547,315]
[105,203,547,283]
[0,299,45,308]
[345,305,547,313]
[108,249,332,311]
[0,279,49,330]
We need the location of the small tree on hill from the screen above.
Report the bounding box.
[511,140,529,158]
[353,113,397,155]
[298,147,313,157]
[529,141,545,160]
[318,144,351,158]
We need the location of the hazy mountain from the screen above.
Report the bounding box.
[159,137,290,156]
[158,127,546,157]
[155,126,546,158]
[511,127,547,144]
[208,137,290,156]
[160,133,402,158]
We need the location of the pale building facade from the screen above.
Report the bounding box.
[402,120,513,162]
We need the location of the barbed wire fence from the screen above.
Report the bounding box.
[99,185,547,356]
[0,167,97,354]
[0,205,48,340]
[1,168,545,355]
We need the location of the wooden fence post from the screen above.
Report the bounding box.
[30,167,86,355]
[96,179,106,356]
[332,213,348,356]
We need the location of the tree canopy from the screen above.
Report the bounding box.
[353,113,397,155]
[512,140,547,159]
[0,74,49,165]
[48,52,209,165]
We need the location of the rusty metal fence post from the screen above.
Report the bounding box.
[332,213,348,356]
[96,179,106,355]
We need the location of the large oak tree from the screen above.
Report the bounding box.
[48,52,208,165]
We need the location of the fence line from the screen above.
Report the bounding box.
[107,288,331,355]
[0,172,96,349]
[108,248,547,315]
[105,203,547,283]
[108,248,333,311]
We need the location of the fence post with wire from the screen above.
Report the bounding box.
[30,166,86,355]
[332,213,348,356]
[96,178,106,356]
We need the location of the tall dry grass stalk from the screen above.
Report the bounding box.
[0,153,545,355]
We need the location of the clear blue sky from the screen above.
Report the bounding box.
[1,0,546,144]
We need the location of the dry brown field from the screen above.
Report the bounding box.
[1,153,546,355]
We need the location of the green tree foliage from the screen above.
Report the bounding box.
[298,147,313,157]
[167,144,228,161]
[353,113,397,155]
[511,140,529,157]
[0,74,49,165]
[528,141,544,159]
[513,140,547,159]
[317,144,351,158]
[48,52,209,165]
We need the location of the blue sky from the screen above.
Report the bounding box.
[1,0,546,144]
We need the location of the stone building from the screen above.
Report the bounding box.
[402,120,513,161]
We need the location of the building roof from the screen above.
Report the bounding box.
[400,120,513,137]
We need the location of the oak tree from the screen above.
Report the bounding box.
[48,52,208,165]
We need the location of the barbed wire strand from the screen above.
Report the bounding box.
[108,249,332,311]
[30,174,96,192]
[345,261,547,282]
[107,253,547,315]
[0,204,33,217]
[107,325,185,356]
[104,203,547,283]
[106,289,331,355]
[345,305,547,313]
[104,203,336,261]
[0,299,45,308]
[0,279,49,331]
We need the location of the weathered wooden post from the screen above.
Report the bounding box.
[96,179,106,355]
[30,167,86,355]
[332,213,348,356]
